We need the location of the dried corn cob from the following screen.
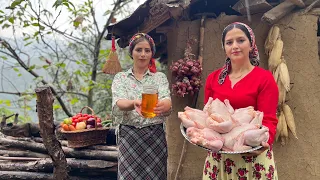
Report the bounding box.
[276,111,283,142]
[268,38,283,71]
[283,103,298,139]
[279,61,290,92]
[273,62,281,82]
[265,25,280,56]
[281,109,288,145]
[265,26,274,55]
[277,79,286,106]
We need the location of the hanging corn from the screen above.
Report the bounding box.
[265,25,298,145]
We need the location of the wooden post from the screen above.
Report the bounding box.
[198,15,205,66]
[35,86,69,180]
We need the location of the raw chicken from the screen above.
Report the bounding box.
[209,98,231,120]
[206,114,239,134]
[186,127,224,152]
[224,99,235,114]
[250,111,264,125]
[203,97,213,113]
[180,98,269,152]
[231,106,255,124]
[204,98,231,121]
[222,123,260,151]
[244,126,269,147]
[204,98,238,133]
[178,107,208,129]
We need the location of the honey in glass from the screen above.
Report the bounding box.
[141,85,158,118]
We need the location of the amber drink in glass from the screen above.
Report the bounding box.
[141,85,158,118]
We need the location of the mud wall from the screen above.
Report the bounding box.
[165,12,320,180]
[273,13,320,180]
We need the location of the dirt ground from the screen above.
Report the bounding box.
[165,12,320,180]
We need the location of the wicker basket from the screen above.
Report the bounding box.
[61,106,109,148]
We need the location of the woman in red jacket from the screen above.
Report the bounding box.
[203,22,279,179]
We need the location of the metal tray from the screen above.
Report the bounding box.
[180,123,262,154]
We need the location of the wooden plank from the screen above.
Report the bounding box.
[261,1,296,24]
[232,0,273,15]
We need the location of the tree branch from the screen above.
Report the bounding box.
[91,7,100,34]
[0,91,88,98]
[0,38,72,117]
[88,0,124,108]
[27,3,95,51]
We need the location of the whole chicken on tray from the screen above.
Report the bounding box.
[178,97,269,152]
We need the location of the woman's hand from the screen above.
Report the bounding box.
[133,99,142,116]
[241,142,269,157]
[154,99,171,116]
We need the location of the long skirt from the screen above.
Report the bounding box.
[203,149,278,180]
[117,124,167,180]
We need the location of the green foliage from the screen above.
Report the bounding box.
[0,100,11,107]
[0,107,31,124]
[0,0,149,124]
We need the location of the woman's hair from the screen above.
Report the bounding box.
[218,22,260,85]
[129,37,153,56]
[128,33,157,73]
[221,23,252,49]
[129,33,156,58]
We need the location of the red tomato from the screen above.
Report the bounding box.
[72,122,76,126]
[78,117,87,121]
[73,118,79,123]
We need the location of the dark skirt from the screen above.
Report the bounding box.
[117,124,167,180]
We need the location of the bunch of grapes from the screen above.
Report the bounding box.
[170,58,202,97]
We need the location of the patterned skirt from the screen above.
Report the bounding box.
[203,149,278,180]
[117,124,167,180]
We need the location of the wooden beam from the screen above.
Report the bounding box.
[287,0,305,8]
[118,8,182,48]
[305,0,320,7]
[261,1,296,24]
[139,12,171,33]
[156,26,173,34]
[233,0,273,15]
[308,8,320,15]
[303,0,320,14]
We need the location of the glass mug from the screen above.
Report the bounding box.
[141,85,158,118]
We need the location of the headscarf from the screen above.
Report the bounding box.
[129,33,157,73]
[218,22,260,85]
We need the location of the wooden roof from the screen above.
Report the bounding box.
[105,0,317,55]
